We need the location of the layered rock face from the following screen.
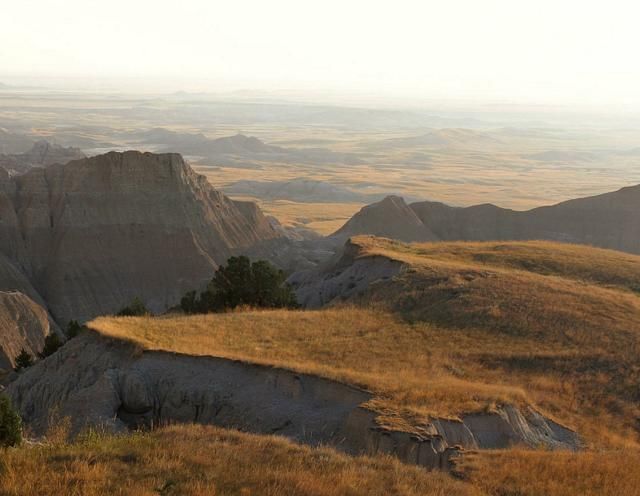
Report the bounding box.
[0,291,60,373]
[7,332,580,471]
[332,186,640,254]
[0,151,282,324]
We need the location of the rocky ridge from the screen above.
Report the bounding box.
[332,186,640,254]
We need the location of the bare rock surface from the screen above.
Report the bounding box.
[7,332,580,470]
[289,239,404,307]
[0,291,60,373]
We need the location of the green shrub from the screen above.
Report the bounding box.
[0,394,22,447]
[180,290,198,314]
[117,297,149,317]
[14,349,33,371]
[181,257,297,314]
[40,334,63,358]
[66,320,82,339]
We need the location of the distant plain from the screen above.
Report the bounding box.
[2,89,640,234]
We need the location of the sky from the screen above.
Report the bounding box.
[3,0,640,104]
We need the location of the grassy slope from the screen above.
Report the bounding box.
[19,237,640,495]
[0,424,474,496]
[2,425,638,496]
[91,238,640,445]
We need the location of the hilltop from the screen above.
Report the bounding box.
[9,238,640,446]
[290,236,640,444]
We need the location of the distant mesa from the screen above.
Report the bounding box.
[136,129,284,155]
[383,128,502,148]
[133,128,364,166]
[331,185,640,255]
[523,150,601,162]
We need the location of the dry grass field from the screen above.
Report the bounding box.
[457,448,640,496]
[2,425,638,496]
[0,424,474,496]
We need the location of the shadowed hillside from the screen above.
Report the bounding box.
[333,185,640,255]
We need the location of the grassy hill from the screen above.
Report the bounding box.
[8,236,638,495]
[0,424,473,496]
[91,237,640,446]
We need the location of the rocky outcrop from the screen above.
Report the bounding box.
[0,151,283,324]
[7,332,580,470]
[0,291,60,373]
[331,186,640,254]
[0,140,85,175]
[332,196,438,243]
[289,239,404,307]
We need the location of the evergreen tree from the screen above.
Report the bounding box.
[66,320,82,339]
[180,256,298,314]
[117,297,149,317]
[14,349,33,371]
[40,334,63,358]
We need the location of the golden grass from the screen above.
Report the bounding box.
[255,199,363,235]
[91,309,534,432]
[352,236,640,293]
[0,424,477,496]
[3,424,638,496]
[90,238,640,445]
[458,449,640,496]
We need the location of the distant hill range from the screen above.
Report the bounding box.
[0,140,85,174]
[224,178,394,204]
[132,129,365,167]
[332,186,640,254]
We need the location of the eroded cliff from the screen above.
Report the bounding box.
[7,332,580,471]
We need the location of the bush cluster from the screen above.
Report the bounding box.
[0,394,22,447]
[181,256,297,314]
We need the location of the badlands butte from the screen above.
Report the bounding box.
[1,150,640,495]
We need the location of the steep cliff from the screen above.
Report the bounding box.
[0,151,283,324]
[0,291,60,373]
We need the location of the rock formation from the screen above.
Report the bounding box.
[331,185,640,254]
[0,140,85,175]
[0,291,60,374]
[0,151,284,326]
[333,196,438,243]
[6,331,580,470]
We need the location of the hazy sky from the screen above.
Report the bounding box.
[3,0,640,104]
